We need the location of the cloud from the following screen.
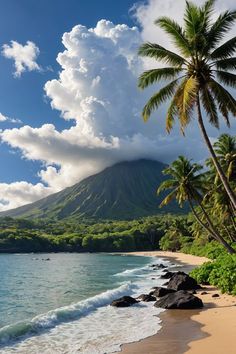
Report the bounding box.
[2,40,40,77]
[0,112,22,124]
[0,182,53,212]
[0,3,236,211]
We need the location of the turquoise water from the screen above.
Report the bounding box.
[0,253,171,353]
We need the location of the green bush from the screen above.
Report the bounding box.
[190,262,214,284]
[190,254,236,295]
[181,241,227,259]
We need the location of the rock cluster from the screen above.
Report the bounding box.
[111,269,204,309]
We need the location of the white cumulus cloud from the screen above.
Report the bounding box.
[2,40,40,77]
[0,182,53,212]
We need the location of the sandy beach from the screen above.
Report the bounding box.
[120,251,236,354]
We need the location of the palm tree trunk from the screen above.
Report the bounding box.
[223,226,235,243]
[188,199,235,254]
[230,217,236,241]
[196,95,236,211]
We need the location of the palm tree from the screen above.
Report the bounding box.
[138,0,236,210]
[157,156,235,253]
[204,134,236,239]
[214,134,236,182]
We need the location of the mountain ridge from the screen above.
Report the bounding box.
[0,159,182,220]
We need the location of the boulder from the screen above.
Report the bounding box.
[158,264,168,269]
[150,287,176,297]
[111,296,138,307]
[201,291,208,295]
[150,263,167,269]
[154,290,203,309]
[137,294,156,302]
[160,271,175,279]
[162,281,169,286]
[166,272,201,291]
[212,293,220,298]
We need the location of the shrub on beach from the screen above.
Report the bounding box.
[190,255,236,295]
[181,241,228,260]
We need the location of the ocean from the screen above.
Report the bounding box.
[0,253,173,353]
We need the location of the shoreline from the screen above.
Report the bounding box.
[119,251,236,354]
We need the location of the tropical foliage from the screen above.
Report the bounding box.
[0,215,174,253]
[190,255,236,295]
[157,135,236,253]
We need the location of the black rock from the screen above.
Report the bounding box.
[160,271,175,279]
[162,281,169,286]
[154,290,203,309]
[150,263,167,269]
[111,296,138,307]
[201,291,208,295]
[166,272,201,291]
[212,294,220,298]
[150,287,176,298]
[137,294,156,302]
[158,264,168,269]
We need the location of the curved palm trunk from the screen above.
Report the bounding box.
[188,199,235,254]
[223,226,235,243]
[230,217,236,241]
[196,95,236,211]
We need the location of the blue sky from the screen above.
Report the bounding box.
[0,0,235,211]
[0,0,136,184]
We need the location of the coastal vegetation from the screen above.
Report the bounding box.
[190,255,236,295]
[0,215,172,253]
[157,135,236,254]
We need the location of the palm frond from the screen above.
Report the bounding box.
[180,76,198,131]
[215,57,236,70]
[183,76,198,111]
[206,10,236,52]
[200,0,216,25]
[157,179,178,194]
[215,70,236,88]
[201,86,219,128]
[166,80,186,133]
[155,17,191,56]
[209,79,236,123]
[138,43,186,66]
[138,67,183,89]
[210,36,236,59]
[142,78,179,121]
[184,1,201,40]
[159,190,178,208]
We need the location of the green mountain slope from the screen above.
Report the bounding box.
[0,159,183,220]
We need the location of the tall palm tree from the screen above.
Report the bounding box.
[138,0,236,209]
[157,156,235,253]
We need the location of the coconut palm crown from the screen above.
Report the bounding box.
[157,156,204,207]
[157,155,235,253]
[138,0,236,209]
